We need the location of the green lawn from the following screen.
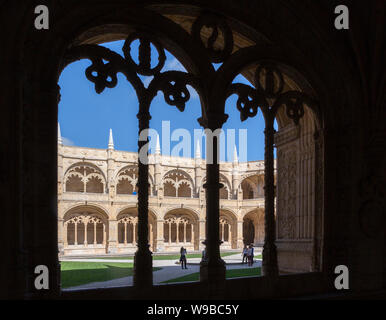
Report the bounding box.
[97,252,237,260]
[61,261,161,288]
[161,267,261,284]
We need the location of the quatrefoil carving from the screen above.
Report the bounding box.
[85,58,118,94]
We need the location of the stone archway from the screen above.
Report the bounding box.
[243,209,265,246]
[116,207,157,253]
[61,205,109,256]
[243,219,254,245]
[219,209,238,249]
[163,208,199,251]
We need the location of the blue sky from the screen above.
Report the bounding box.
[59,40,276,161]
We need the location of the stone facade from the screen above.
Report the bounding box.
[57,130,269,256]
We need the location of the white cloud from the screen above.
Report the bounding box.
[62,137,75,146]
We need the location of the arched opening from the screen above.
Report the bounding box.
[243,209,264,246]
[163,170,194,198]
[116,166,153,196]
[116,207,157,253]
[64,163,105,194]
[61,205,108,255]
[240,175,264,199]
[219,210,238,249]
[163,208,199,251]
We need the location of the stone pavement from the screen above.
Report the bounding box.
[62,252,262,291]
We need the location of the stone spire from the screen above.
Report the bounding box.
[195,139,201,159]
[58,122,63,145]
[155,134,161,155]
[108,128,114,150]
[233,145,238,163]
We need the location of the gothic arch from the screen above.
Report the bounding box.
[64,162,106,193]
[201,174,232,200]
[240,174,264,199]
[115,165,154,195]
[243,209,265,246]
[60,203,109,221]
[116,207,157,251]
[162,169,194,198]
[62,204,109,253]
[163,208,199,250]
[220,209,238,249]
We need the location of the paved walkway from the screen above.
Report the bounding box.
[63,252,262,291]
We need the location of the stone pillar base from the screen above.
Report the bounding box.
[155,239,164,252]
[199,259,226,283]
[133,248,153,287]
[58,242,64,256]
[262,242,279,276]
[107,241,117,254]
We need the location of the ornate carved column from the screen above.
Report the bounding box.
[262,115,279,277]
[176,221,180,244]
[93,223,97,245]
[83,222,87,246]
[124,223,127,245]
[199,113,227,283]
[155,219,164,252]
[169,222,172,244]
[237,219,244,249]
[74,222,78,245]
[133,107,153,288]
[58,219,64,255]
[229,225,232,248]
[108,219,117,253]
[191,224,195,248]
[103,224,106,246]
[63,222,68,247]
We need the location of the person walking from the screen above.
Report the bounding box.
[180,246,187,269]
[242,246,248,264]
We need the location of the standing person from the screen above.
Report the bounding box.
[247,245,252,266]
[250,244,254,266]
[180,246,187,269]
[242,246,248,264]
[202,248,207,261]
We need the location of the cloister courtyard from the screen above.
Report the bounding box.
[60,250,262,290]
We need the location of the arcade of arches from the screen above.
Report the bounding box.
[58,140,267,255]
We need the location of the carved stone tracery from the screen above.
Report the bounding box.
[60,10,320,284]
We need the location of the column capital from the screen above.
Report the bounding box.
[197,113,228,130]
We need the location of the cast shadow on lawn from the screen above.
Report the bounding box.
[61,264,134,289]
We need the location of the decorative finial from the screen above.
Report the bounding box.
[108,128,114,150]
[233,145,238,163]
[195,139,201,159]
[155,134,161,155]
[58,122,63,145]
